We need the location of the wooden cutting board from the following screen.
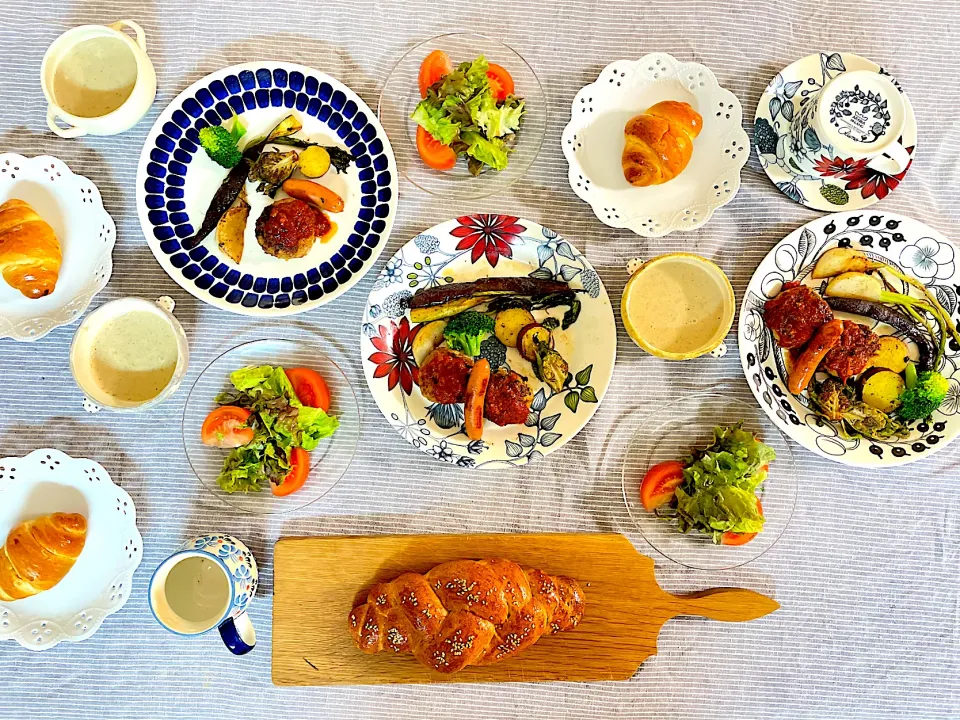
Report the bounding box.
[272,533,778,686]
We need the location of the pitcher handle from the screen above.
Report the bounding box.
[47,106,86,138]
[218,610,256,655]
[109,19,148,52]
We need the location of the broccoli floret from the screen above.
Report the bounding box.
[199,125,242,168]
[443,311,495,357]
[897,370,950,421]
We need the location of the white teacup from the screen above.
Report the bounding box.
[41,20,156,138]
[69,296,189,412]
[804,70,910,175]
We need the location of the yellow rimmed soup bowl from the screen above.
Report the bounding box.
[621,253,735,360]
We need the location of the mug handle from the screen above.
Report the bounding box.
[46,106,86,138]
[867,142,911,175]
[709,341,728,359]
[109,19,148,52]
[218,610,256,655]
[156,296,175,313]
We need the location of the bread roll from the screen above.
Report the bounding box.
[0,513,87,601]
[622,100,703,187]
[0,199,62,299]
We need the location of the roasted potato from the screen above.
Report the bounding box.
[812,248,879,279]
[859,368,905,414]
[495,307,536,347]
[298,146,331,178]
[825,272,884,302]
[868,336,910,373]
[216,199,249,264]
[412,320,448,366]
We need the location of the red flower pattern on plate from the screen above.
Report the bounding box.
[450,214,526,267]
[368,317,419,395]
[813,144,915,201]
[812,155,864,177]
[842,155,912,201]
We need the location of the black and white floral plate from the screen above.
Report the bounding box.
[738,211,960,467]
[755,52,917,211]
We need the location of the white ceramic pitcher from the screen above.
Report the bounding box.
[41,20,156,138]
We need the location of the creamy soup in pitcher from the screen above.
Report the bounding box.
[624,257,730,355]
[88,310,179,403]
[53,36,137,117]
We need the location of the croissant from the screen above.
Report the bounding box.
[349,558,585,674]
[622,100,703,187]
[0,513,87,601]
[0,199,62,299]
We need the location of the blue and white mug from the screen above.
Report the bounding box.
[798,69,910,175]
[148,534,258,655]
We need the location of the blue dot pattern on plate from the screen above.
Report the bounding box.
[143,65,393,309]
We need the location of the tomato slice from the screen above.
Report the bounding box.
[721,498,763,546]
[418,50,453,98]
[285,367,331,411]
[200,406,254,448]
[486,63,515,102]
[273,446,309,497]
[416,126,457,171]
[639,461,685,511]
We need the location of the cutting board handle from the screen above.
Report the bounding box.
[665,587,779,623]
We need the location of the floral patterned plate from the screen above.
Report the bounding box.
[754,52,917,211]
[361,215,616,468]
[739,211,960,467]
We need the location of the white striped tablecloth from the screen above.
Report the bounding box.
[0,1,958,718]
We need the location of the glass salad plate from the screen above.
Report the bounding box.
[378,32,546,201]
[182,339,360,514]
[621,392,798,570]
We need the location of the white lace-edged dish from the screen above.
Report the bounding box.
[0,449,142,650]
[561,53,748,237]
[0,154,115,341]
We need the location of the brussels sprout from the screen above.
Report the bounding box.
[249,150,299,197]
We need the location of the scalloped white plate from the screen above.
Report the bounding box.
[0,449,142,650]
[0,154,115,341]
[561,53,748,237]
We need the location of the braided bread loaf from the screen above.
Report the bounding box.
[349,558,585,674]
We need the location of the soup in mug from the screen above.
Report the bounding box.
[88,310,179,404]
[164,556,231,625]
[53,36,137,117]
[624,256,731,356]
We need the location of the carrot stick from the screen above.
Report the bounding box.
[464,359,491,441]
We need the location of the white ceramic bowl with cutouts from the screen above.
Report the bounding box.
[0,154,116,341]
[561,53,749,237]
[0,449,142,650]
